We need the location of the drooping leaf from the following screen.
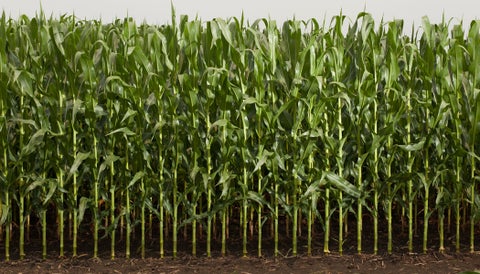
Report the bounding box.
[397,138,426,152]
[67,152,91,182]
[127,171,145,188]
[325,172,360,198]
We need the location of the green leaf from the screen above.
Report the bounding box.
[121,109,138,123]
[397,138,426,152]
[43,179,57,206]
[72,99,84,119]
[127,171,145,188]
[244,191,273,213]
[25,180,44,196]
[11,118,38,130]
[67,152,91,182]
[21,128,47,156]
[253,150,272,173]
[211,119,228,128]
[99,154,120,175]
[77,197,90,225]
[13,70,34,97]
[107,127,136,136]
[301,179,324,200]
[0,203,9,225]
[130,45,152,72]
[218,168,233,198]
[325,172,360,198]
[105,75,132,88]
[215,18,233,46]
[241,96,266,109]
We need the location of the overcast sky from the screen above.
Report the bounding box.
[1,0,479,30]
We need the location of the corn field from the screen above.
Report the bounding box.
[0,10,479,260]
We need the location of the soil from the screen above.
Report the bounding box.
[1,251,480,274]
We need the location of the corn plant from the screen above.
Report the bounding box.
[0,12,10,261]
[1,11,480,261]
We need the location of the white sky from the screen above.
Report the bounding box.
[0,0,479,31]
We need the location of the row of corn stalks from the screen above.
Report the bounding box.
[0,10,479,260]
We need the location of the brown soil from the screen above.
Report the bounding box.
[1,251,480,274]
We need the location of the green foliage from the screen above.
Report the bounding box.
[0,11,479,259]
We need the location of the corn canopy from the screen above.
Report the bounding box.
[0,12,479,259]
